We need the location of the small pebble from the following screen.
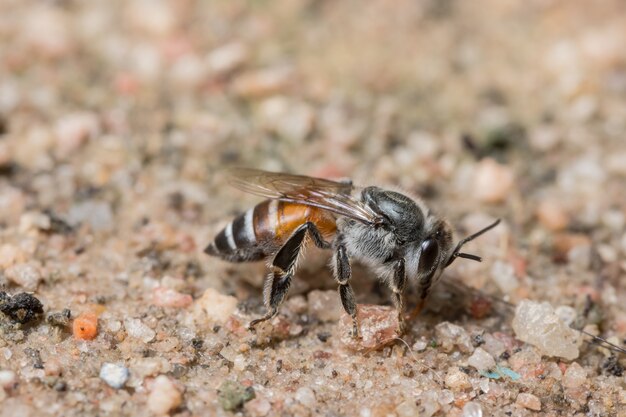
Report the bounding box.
[54,112,99,157]
[0,370,17,389]
[563,362,587,388]
[18,212,51,233]
[244,397,272,417]
[412,339,428,352]
[512,300,581,360]
[4,263,42,291]
[257,97,315,142]
[295,386,316,408]
[73,312,98,340]
[67,200,114,232]
[232,67,293,98]
[47,309,72,328]
[536,200,569,231]
[218,380,255,411]
[124,318,156,343]
[467,347,496,372]
[206,42,248,75]
[148,375,182,415]
[0,244,26,269]
[308,290,343,322]
[462,401,483,417]
[99,363,129,389]
[435,322,474,353]
[44,359,62,377]
[339,305,398,352]
[194,288,238,324]
[490,260,519,294]
[395,400,421,417]
[516,392,541,411]
[444,368,472,390]
[482,334,507,358]
[473,158,515,204]
[152,287,192,308]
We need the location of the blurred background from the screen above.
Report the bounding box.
[2,0,626,221]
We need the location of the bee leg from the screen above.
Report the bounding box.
[406,270,436,321]
[248,223,315,331]
[389,258,407,334]
[333,242,359,338]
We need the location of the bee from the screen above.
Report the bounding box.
[205,168,499,337]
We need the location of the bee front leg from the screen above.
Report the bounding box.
[389,258,407,335]
[406,269,436,321]
[333,241,359,338]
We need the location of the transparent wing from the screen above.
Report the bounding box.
[226,168,381,224]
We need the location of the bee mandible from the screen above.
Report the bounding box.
[204,168,499,337]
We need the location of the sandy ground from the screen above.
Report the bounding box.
[1,0,626,416]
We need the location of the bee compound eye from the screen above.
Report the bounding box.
[418,239,440,275]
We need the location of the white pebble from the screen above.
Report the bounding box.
[396,400,421,417]
[444,367,471,390]
[490,260,518,294]
[55,112,99,157]
[462,401,483,417]
[0,370,17,389]
[467,347,496,372]
[124,318,156,343]
[295,386,316,408]
[99,363,129,389]
[482,334,506,357]
[412,339,428,352]
[18,212,51,233]
[206,42,248,75]
[512,300,581,360]
[435,322,474,353]
[554,305,577,327]
[233,355,247,372]
[148,375,182,415]
[68,200,114,232]
[194,288,238,324]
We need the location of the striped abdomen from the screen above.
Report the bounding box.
[205,200,337,262]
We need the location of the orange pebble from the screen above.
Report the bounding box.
[73,312,98,340]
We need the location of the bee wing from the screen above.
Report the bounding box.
[227,168,381,224]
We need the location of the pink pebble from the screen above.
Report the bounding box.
[152,287,193,308]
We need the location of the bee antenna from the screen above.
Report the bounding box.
[456,252,482,262]
[445,219,501,267]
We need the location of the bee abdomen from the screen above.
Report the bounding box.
[204,204,270,262]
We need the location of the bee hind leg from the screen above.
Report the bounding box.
[248,222,326,331]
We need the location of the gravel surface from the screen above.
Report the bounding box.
[1,1,626,416]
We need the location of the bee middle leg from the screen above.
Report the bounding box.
[333,241,359,338]
[389,257,407,334]
[248,222,330,330]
